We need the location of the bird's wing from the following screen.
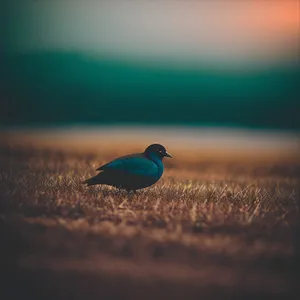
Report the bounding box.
[96,154,158,176]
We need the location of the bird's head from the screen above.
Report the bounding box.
[144,144,172,160]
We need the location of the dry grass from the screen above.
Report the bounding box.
[1,134,300,300]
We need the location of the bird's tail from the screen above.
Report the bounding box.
[82,175,100,186]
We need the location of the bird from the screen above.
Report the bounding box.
[83,144,172,192]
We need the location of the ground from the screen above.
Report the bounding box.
[1,128,300,300]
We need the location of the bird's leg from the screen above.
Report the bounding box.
[116,188,123,195]
[126,190,137,199]
[129,189,138,194]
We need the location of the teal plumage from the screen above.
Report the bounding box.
[83,144,172,191]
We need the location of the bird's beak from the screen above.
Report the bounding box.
[164,152,172,158]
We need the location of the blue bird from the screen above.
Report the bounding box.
[83,144,172,192]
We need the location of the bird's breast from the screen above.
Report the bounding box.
[150,158,164,178]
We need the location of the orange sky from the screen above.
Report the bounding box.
[245,0,299,33]
[15,0,300,65]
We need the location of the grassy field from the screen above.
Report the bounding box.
[1,128,300,300]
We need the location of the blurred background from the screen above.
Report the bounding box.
[2,0,300,143]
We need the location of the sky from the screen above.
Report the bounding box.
[7,0,300,67]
